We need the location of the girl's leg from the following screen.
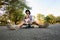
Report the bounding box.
[32,21,40,25]
[18,21,25,28]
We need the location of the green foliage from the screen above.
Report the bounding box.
[10,13,25,24]
[37,13,45,20]
[56,16,60,23]
[45,14,56,24]
[0,14,8,26]
[0,0,31,25]
[45,16,51,23]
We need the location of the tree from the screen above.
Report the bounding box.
[37,13,44,20]
[0,0,31,24]
[44,16,51,23]
[56,16,60,23]
[0,14,8,25]
[36,13,45,24]
[45,14,56,24]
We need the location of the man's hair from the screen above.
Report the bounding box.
[25,10,31,15]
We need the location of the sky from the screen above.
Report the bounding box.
[0,0,60,16]
[26,0,60,16]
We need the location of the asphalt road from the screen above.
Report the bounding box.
[0,24,60,40]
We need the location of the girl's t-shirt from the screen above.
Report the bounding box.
[24,15,33,23]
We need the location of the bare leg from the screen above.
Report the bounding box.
[32,21,49,28]
[32,21,40,25]
[18,21,24,28]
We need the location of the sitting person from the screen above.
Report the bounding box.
[19,10,40,28]
[7,10,42,29]
[7,10,49,29]
[24,15,30,24]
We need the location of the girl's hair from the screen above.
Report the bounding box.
[25,10,31,15]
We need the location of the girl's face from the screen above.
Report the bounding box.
[26,11,30,15]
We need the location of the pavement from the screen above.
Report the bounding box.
[0,24,60,40]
